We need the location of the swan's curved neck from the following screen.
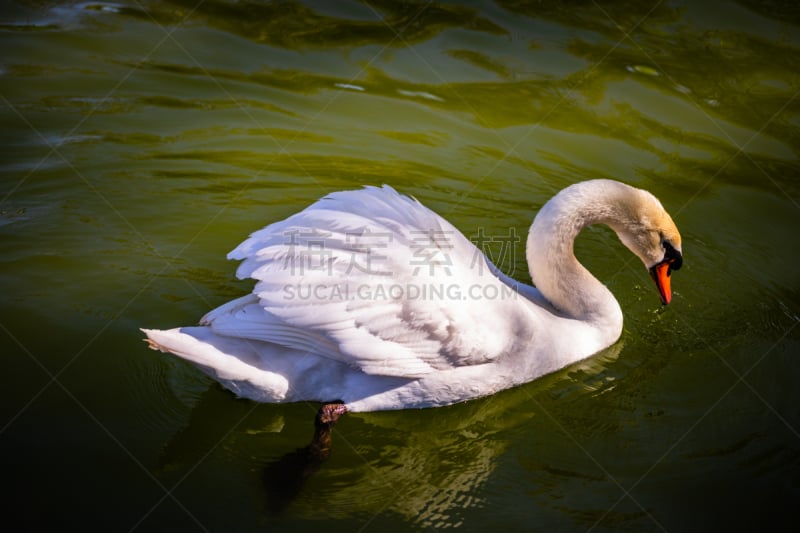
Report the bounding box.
[526,181,626,333]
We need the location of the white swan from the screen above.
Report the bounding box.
[142,179,682,413]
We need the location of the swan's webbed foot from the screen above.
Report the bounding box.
[309,401,348,458]
[263,401,348,513]
[316,401,348,425]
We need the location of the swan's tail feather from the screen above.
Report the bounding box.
[141,328,172,353]
[140,327,290,403]
[140,327,222,366]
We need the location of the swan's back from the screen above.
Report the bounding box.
[205,186,531,378]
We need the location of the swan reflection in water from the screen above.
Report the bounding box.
[159,342,623,526]
[261,402,345,514]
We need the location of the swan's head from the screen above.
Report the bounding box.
[612,187,683,305]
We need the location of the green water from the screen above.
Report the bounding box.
[1,0,799,530]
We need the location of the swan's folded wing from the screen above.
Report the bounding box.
[222,185,522,378]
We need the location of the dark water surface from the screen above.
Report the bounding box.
[1,1,799,531]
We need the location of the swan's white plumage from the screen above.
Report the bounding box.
[143,181,682,412]
[220,185,520,379]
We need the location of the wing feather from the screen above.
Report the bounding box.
[206,185,522,378]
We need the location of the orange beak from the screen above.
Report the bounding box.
[649,241,682,306]
[649,261,673,305]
